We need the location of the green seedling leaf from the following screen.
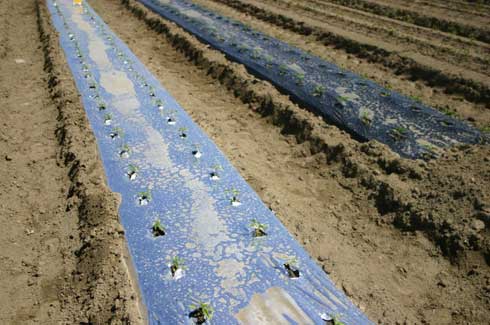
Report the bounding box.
[152,220,165,237]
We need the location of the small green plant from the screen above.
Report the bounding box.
[337,96,349,106]
[226,188,241,206]
[421,143,436,152]
[97,101,106,111]
[120,144,130,158]
[440,107,457,117]
[237,45,249,53]
[409,95,422,102]
[152,219,165,237]
[295,72,305,86]
[110,127,123,139]
[390,127,408,141]
[138,189,151,205]
[210,164,223,180]
[380,90,390,97]
[155,99,165,110]
[178,127,188,138]
[167,111,177,125]
[323,314,346,325]
[480,124,490,133]
[250,48,261,60]
[250,219,268,237]
[127,164,138,180]
[189,301,214,324]
[284,256,300,278]
[104,113,112,125]
[360,111,372,126]
[170,256,185,276]
[88,80,97,90]
[279,64,288,76]
[148,86,156,97]
[312,85,326,97]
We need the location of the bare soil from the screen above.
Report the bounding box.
[1,0,489,324]
[0,0,144,323]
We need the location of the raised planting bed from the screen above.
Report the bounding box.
[47,0,372,323]
[136,0,488,159]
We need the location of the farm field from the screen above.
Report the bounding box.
[0,0,489,324]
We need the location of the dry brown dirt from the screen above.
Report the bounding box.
[1,0,144,323]
[0,0,489,324]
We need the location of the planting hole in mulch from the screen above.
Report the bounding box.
[231,196,241,207]
[138,193,151,206]
[110,131,119,139]
[189,308,206,324]
[152,220,165,237]
[120,146,130,159]
[284,261,300,278]
[104,114,112,125]
[128,170,137,180]
[192,150,202,158]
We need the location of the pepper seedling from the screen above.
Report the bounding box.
[189,301,214,324]
[97,101,107,111]
[226,188,241,207]
[360,111,372,126]
[170,256,186,279]
[152,219,165,237]
[321,313,346,325]
[167,111,177,125]
[295,72,305,86]
[104,113,112,126]
[210,164,223,181]
[284,256,300,278]
[138,189,152,206]
[127,164,139,180]
[119,144,131,159]
[390,126,408,141]
[155,99,165,111]
[250,219,268,237]
[148,85,156,97]
[337,96,349,106]
[179,127,188,139]
[312,85,325,97]
[88,80,97,90]
[250,48,261,60]
[110,127,123,139]
[192,144,202,159]
[279,64,288,76]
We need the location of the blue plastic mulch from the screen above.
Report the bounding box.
[136,0,487,159]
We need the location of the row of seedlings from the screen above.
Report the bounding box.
[148,0,447,161]
[55,2,340,323]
